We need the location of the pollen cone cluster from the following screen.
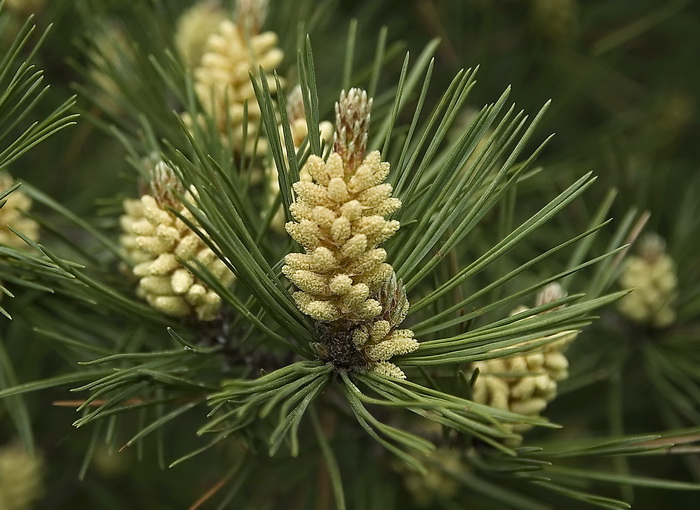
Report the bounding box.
[283,89,401,322]
[617,233,677,328]
[350,273,418,378]
[282,85,335,163]
[190,2,283,153]
[471,283,577,443]
[175,0,227,70]
[397,448,462,507]
[0,173,39,249]
[312,273,418,378]
[119,161,234,321]
[391,420,464,507]
[268,85,334,232]
[88,26,133,116]
[283,89,417,378]
[0,444,43,510]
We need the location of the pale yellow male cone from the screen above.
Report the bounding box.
[119,162,234,321]
[283,89,417,378]
[618,233,677,328]
[190,15,283,153]
[471,283,578,444]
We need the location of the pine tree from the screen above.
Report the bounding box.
[1,1,700,509]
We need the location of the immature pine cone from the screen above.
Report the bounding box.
[617,233,677,328]
[119,161,234,320]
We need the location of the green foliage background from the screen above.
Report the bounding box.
[1,0,699,508]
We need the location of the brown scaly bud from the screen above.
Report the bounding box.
[334,88,372,175]
[638,232,666,262]
[535,281,567,308]
[149,160,184,210]
[286,84,306,124]
[234,0,268,36]
[313,320,369,369]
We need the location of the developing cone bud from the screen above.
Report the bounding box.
[149,160,184,209]
[234,0,268,36]
[618,233,678,328]
[334,88,372,174]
